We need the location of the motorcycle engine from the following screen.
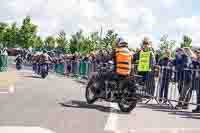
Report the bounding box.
[108,81,117,91]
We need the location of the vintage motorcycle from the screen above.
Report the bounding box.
[85,61,139,113]
[15,56,23,70]
[40,63,48,79]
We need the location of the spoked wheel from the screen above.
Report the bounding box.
[118,98,137,113]
[85,81,98,104]
[118,88,137,113]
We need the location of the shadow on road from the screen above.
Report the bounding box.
[137,103,200,119]
[59,100,128,114]
[73,79,87,84]
[138,103,171,110]
[23,75,41,79]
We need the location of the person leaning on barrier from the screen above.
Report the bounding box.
[136,37,156,96]
[173,48,193,109]
[191,50,200,112]
[157,49,173,103]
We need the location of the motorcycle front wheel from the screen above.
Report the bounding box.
[118,98,137,113]
[41,72,47,78]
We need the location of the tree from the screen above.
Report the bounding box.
[18,16,38,48]
[56,30,68,53]
[180,35,192,48]
[3,23,19,48]
[34,36,43,49]
[102,29,118,49]
[69,29,84,54]
[45,36,56,50]
[0,22,8,48]
[159,34,176,57]
[90,31,100,50]
[160,35,176,50]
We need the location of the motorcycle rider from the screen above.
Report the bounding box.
[39,50,51,73]
[15,54,23,69]
[32,53,38,73]
[98,38,133,97]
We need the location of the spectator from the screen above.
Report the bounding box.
[158,49,173,103]
[192,50,200,112]
[173,48,192,109]
[136,37,156,96]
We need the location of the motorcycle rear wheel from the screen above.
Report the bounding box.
[118,98,137,113]
[85,81,98,104]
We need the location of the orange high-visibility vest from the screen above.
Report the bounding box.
[115,47,132,75]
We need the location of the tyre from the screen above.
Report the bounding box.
[16,64,22,70]
[85,80,98,104]
[41,71,47,79]
[118,99,137,113]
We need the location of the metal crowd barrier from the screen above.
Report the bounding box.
[53,60,97,80]
[136,66,200,108]
[49,60,200,108]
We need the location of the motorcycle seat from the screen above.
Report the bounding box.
[110,74,127,82]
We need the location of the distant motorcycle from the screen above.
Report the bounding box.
[16,62,22,70]
[85,61,138,113]
[15,56,23,70]
[40,63,48,79]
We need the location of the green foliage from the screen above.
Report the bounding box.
[69,29,83,54]
[0,16,118,55]
[45,36,56,50]
[102,29,118,49]
[180,35,192,48]
[159,34,176,57]
[3,23,19,48]
[0,16,194,56]
[0,22,8,47]
[34,36,43,49]
[56,30,68,53]
[18,16,38,48]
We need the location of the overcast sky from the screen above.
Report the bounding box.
[0,0,199,48]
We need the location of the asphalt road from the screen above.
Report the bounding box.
[0,66,200,133]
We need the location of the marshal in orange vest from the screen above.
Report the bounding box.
[115,47,132,75]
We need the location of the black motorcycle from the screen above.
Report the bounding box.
[40,63,48,79]
[15,56,23,70]
[85,61,138,113]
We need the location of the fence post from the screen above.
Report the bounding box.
[79,60,83,79]
[83,61,89,79]
[76,60,80,78]
[0,55,8,72]
[60,63,65,75]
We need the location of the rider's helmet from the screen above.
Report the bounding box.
[117,38,128,47]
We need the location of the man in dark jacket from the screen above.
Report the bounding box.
[192,50,200,112]
[173,48,192,109]
[158,49,173,103]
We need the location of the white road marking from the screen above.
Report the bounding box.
[9,85,15,93]
[104,102,119,132]
[0,91,10,94]
[0,126,56,133]
[0,85,15,94]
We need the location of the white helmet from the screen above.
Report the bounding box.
[117,38,128,47]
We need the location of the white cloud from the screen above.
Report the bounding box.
[0,0,198,48]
